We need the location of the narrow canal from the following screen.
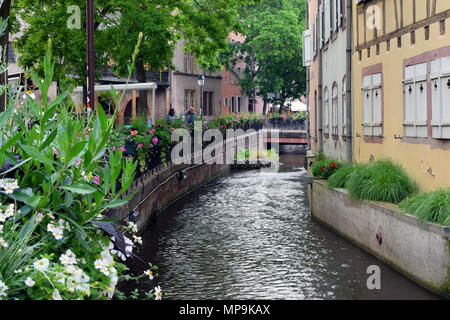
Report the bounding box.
[125,154,438,300]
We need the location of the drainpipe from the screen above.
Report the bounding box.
[345,0,353,163]
[318,0,323,153]
[306,66,311,151]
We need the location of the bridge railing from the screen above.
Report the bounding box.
[263,120,307,132]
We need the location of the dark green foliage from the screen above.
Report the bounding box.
[346,159,417,204]
[328,163,354,189]
[400,189,450,226]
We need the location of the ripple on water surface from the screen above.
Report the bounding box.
[123,155,439,300]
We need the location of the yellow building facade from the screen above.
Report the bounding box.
[353,0,450,192]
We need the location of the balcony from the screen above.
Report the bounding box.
[99,67,169,86]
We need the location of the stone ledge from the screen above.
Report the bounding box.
[313,179,449,238]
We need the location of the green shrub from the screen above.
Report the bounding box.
[400,189,450,226]
[346,159,417,204]
[328,163,354,189]
[312,158,342,179]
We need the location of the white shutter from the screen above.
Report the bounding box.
[342,79,347,136]
[319,4,323,49]
[415,63,428,137]
[325,0,331,42]
[302,29,312,67]
[431,57,450,139]
[324,89,329,134]
[372,73,382,136]
[404,65,416,137]
[403,63,428,138]
[338,0,342,27]
[311,19,317,60]
[362,75,373,136]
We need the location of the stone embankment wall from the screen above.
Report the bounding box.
[309,179,450,297]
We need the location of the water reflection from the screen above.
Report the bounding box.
[123,154,439,300]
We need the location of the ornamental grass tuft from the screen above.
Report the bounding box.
[328,163,354,189]
[346,159,417,204]
[400,189,450,226]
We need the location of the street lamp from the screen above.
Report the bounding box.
[197,74,205,120]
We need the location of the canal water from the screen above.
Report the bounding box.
[124,154,438,300]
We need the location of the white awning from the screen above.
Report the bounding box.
[72,82,158,93]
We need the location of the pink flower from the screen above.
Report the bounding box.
[112,146,116,152]
[120,147,126,152]
[93,176,100,186]
[137,144,143,148]
[131,131,138,136]
[152,137,159,145]
[85,134,89,141]
[76,159,82,165]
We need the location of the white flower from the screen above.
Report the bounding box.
[36,213,44,222]
[60,250,77,265]
[128,221,138,233]
[47,224,56,233]
[3,186,14,194]
[4,208,14,218]
[52,289,62,300]
[0,280,8,298]
[25,277,35,287]
[0,225,3,234]
[133,235,143,245]
[14,269,22,274]
[0,214,6,223]
[154,286,162,300]
[33,258,50,272]
[52,228,64,240]
[94,259,107,270]
[144,269,154,280]
[0,238,8,248]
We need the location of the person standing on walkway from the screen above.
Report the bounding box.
[187,108,195,125]
[166,108,178,124]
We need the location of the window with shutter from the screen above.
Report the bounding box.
[403,63,428,138]
[184,53,188,73]
[325,0,331,42]
[302,29,312,67]
[337,0,342,28]
[362,75,373,136]
[324,88,330,135]
[311,17,317,60]
[342,76,347,136]
[191,91,195,109]
[190,53,195,74]
[332,84,339,135]
[362,73,383,137]
[319,4,324,49]
[184,91,189,111]
[431,56,450,139]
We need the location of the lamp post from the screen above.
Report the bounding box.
[197,74,205,120]
[86,0,95,113]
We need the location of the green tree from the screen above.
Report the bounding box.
[12,0,254,113]
[12,0,116,104]
[224,0,306,113]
